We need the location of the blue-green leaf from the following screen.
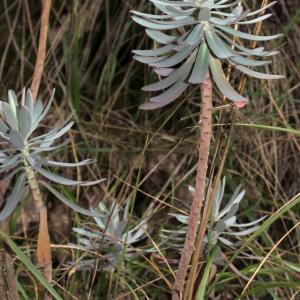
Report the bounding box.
[132,44,175,57]
[32,99,43,123]
[35,167,86,186]
[19,106,32,139]
[145,29,176,44]
[215,24,283,41]
[9,130,25,149]
[1,102,19,130]
[0,174,27,221]
[143,50,196,91]
[209,55,248,103]
[205,30,234,59]
[44,159,95,168]
[0,120,9,134]
[150,45,194,68]
[131,15,196,30]
[8,90,18,118]
[140,81,188,110]
[40,181,102,217]
[234,65,285,80]
[25,89,34,115]
[189,43,209,84]
[35,167,105,186]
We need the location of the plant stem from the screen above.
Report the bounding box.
[172,76,212,299]
[185,109,237,300]
[23,154,52,287]
[30,0,52,101]
[29,0,52,296]
[184,2,270,298]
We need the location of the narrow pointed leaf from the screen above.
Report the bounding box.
[35,167,86,186]
[231,216,266,228]
[150,45,194,68]
[224,226,259,236]
[184,24,204,45]
[132,44,175,57]
[1,102,19,130]
[215,24,283,41]
[131,16,196,30]
[229,55,271,67]
[0,121,9,134]
[25,89,34,115]
[44,159,95,168]
[0,174,27,221]
[32,99,43,123]
[0,154,21,169]
[40,181,103,217]
[234,65,285,79]
[33,89,55,129]
[143,50,196,91]
[8,90,18,118]
[140,81,188,110]
[189,43,209,84]
[145,29,176,44]
[205,30,234,59]
[9,130,25,149]
[209,55,248,103]
[19,106,32,139]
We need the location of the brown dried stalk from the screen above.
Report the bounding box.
[0,250,20,300]
[30,0,52,102]
[30,0,52,290]
[0,213,19,300]
[172,76,213,299]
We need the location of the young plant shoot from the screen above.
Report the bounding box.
[70,200,153,271]
[162,178,265,252]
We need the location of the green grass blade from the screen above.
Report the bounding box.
[214,123,300,136]
[0,230,63,300]
[196,246,219,300]
[221,194,300,287]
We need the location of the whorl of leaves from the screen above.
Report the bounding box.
[161,178,265,250]
[71,200,153,271]
[0,88,104,221]
[131,0,283,110]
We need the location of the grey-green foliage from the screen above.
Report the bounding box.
[71,200,153,271]
[0,88,104,221]
[161,178,265,251]
[131,0,283,109]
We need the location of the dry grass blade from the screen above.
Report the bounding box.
[30,0,52,102]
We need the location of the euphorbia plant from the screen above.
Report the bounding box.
[131,0,283,298]
[162,178,265,251]
[70,199,153,272]
[0,89,103,282]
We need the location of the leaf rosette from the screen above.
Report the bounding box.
[131,0,283,109]
[70,200,153,271]
[161,178,265,251]
[0,88,104,220]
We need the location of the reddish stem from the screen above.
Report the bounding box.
[172,76,213,299]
